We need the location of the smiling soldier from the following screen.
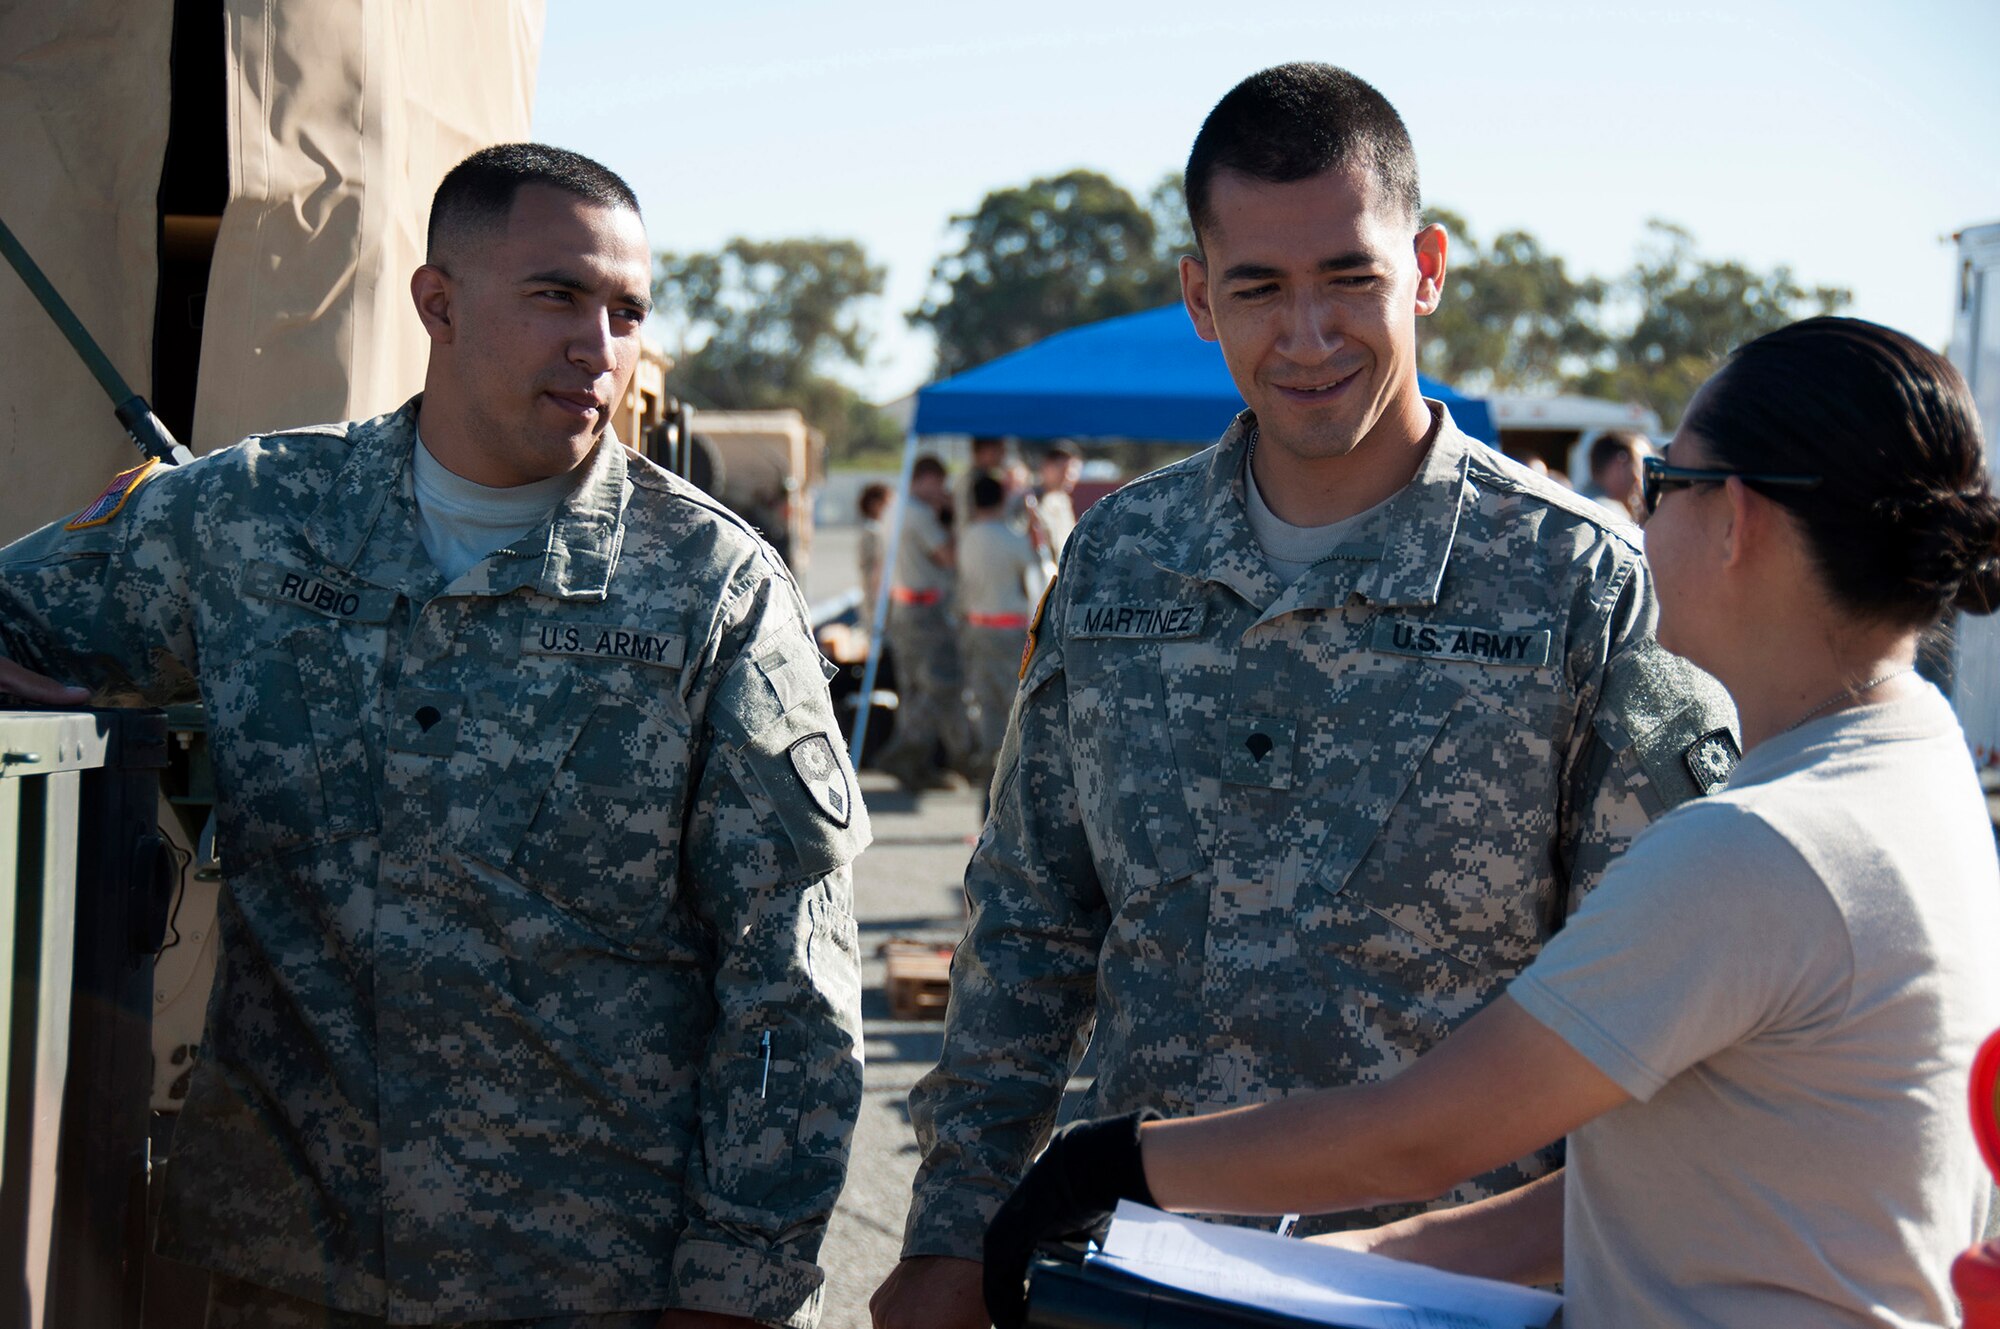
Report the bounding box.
[0,144,866,1329]
[871,65,1738,1328]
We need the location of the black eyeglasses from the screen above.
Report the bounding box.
[1640,455,1822,516]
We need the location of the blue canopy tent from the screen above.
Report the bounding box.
[851,304,1493,761]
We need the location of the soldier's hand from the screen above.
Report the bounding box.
[0,656,89,706]
[982,1111,1159,1329]
[869,1254,988,1329]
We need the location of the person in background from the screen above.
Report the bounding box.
[1584,430,1652,525]
[1030,443,1082,558]
[857,481,892,611]
[954,436,1008,528]
[987,317,2000,1329]
[1002,459,1035,518]
[956,472,1053,815]
[871,62,1734,1329]
[875,454,971,792]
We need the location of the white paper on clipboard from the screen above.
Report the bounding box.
[1087,1202,1562,1329]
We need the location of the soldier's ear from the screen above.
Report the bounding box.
[1413,224,1447,316]
[1181,253,1218,343]
[411,264,456,344]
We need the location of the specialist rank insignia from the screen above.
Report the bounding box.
[788,733,852,826]
[1683,727,1740,794]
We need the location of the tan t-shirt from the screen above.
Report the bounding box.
[1510,683,2000,1328]
[893,503,951,597]
[956,518,1047,620]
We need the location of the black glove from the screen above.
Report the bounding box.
[983,1110,1159,1329]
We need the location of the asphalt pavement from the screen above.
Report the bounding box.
[817,770,982,1327]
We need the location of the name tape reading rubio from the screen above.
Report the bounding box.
[244,562,394,622]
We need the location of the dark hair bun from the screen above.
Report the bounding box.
[1947,490,2000,615]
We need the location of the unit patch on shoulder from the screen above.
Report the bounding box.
[788,733,852,826]
[1020,575,1057,680]
[65,459,159,530]
[1683,727,1740,794]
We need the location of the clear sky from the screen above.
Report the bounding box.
[532,0,2000,402]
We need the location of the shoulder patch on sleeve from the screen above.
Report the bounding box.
[737,704,871,879]
[787,733,853,827]
[65,459,159,530]
[1595,641,1740,810]
[1019,574,1057,680]
[1683,728,1740,794]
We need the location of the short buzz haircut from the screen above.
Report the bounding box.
[912,455,948,483]
[427,142,641,264]
[1184,63,1421,250]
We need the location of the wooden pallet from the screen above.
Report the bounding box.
[883,940,955,1020]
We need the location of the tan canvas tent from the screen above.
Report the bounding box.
[0,0,547,544]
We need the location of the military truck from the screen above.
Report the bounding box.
[642,407,826,578]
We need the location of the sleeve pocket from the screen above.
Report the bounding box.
[701,1029,802,1223]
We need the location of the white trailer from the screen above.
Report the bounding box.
[1480,394,1665,487]
[1948,221,2000,772]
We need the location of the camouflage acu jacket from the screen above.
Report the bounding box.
[905,406,1736,1257]
[0,402,868,1327]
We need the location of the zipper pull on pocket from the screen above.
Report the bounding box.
[758,1029,772,1100]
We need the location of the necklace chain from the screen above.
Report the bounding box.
[1781,668,1914,736]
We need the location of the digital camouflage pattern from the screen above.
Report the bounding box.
[202,1272,662,1328]
[903,405,1737,1257]
[0,401,868,1327]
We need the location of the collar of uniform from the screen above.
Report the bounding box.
[529,425,629,600]
[304,399,630,602]
[302,397,443,600]
[1339,401,1472,609]
[1149,410,1287,609]
[457,426,632,601]
[1150,402,1473,613]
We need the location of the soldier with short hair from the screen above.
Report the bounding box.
[0,143,866,1329]
[1029,444,1081,559]
[870,64,1737,1328]
[874,454,972,792]
[956,472,1052,807]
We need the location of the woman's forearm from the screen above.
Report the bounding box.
[1138,996,1627,1217]
[1310,1170,1566,1286]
